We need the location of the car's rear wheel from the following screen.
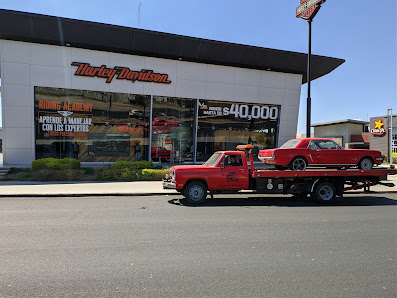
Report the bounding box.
[289,157,307,171]
[358,157,373,170]
[184,181,208,204]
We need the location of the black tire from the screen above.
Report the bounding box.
[358,157,373,170]
[289,157,307,171]
[311,181,336,203]
[184,181,208,204]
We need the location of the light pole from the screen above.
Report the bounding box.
[387,108,393,165]
[296,0,326,138]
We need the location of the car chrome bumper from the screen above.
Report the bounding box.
[162,181,176,189]
[258,156,275,164]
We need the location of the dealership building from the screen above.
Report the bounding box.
[0,9,344,165]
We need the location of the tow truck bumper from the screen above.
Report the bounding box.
[162,180,177,189]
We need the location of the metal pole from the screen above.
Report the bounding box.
[306,19,312,138]
[388,108,393,165]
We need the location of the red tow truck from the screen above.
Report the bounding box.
[163,145,396,204]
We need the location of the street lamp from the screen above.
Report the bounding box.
[387,108,393,165]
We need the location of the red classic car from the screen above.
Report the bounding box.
[258,138,383,171]
[152,118,179,127]
[151,147,177,161]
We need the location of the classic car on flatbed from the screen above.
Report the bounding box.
[258,138,383,171]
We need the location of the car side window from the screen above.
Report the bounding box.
[308,141,315,149]
[314,140,339,149]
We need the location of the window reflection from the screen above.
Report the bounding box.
[197,100,279,161]
[35,87,150,162]
[151,96,196,163]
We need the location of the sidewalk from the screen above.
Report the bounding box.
[0,175,396,197]
[0,181,177,197]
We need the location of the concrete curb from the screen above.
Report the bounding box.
[0,192,179,198]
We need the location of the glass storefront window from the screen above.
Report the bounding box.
[35,87,150,162]
[197,100,280,161]
[151,96,196,163]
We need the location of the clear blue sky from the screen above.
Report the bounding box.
[0,0,396,133]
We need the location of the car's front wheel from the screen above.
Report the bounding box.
[289,157,307,171]
[358,157,373,170]
[184,181,208,204]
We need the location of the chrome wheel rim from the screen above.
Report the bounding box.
[293,159,306,171]
[189,185,205,201]
[319,185,333,201]
[360,159,372,170]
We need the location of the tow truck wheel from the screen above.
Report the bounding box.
[184,181,208,204]
[358,157,373,170]
[289,157,307,171]
[312,181,336,203]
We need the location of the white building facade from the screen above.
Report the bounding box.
[0,9,344,165]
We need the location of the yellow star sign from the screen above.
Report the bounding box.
[374,119,384,130]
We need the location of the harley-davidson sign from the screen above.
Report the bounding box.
[71,62,172,84]
[296,0,325,20]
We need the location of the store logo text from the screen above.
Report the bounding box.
[71,62,172,84]
[371,118,386,136]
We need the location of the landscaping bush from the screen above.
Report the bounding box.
[95,168,142,181]
[32,169,85,181]
[32,158,81,171]
[111,160,154,171]
[393,153,397,164]
[95,168,169,181]
[140,169,170,181]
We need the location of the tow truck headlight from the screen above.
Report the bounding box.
[170,169,176,182]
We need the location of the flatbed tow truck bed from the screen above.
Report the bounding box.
[250,167,396,200]
[252,168,396,178]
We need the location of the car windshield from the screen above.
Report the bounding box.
[280,140,301,149]
[204,153,223,166]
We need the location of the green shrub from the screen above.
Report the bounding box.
[81,167,95,176]
[95,167,167,181]
[95,168,142,181]
[32,158,81,171]
[390,164,395,170]
[111,160,154,170]
[31,169,85,181]
[393,153,397,164]
[140,169,170,181]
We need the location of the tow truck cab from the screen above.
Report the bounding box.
[164,149,252,192]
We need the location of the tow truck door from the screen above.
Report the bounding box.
[220,154,248,189]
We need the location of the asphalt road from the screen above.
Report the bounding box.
[0,193,396,297]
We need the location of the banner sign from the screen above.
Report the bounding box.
[371,118,386,136]
[198,100,279,121]
[37,100,93,137]
[296,0,325,20]
[71,62,172,84]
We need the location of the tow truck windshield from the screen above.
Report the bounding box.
[204,153,223,166]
